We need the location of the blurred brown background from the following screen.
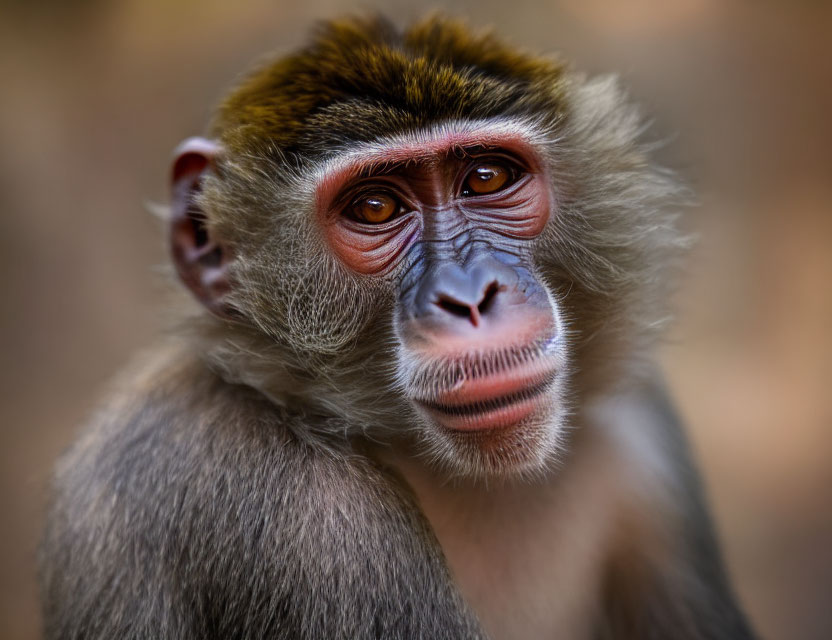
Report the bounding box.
[1,1,830,638]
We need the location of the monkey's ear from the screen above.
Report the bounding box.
[170,137,233,319]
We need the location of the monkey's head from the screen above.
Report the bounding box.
[169,16,685,479]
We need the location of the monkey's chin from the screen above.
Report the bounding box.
[415,404,565,481]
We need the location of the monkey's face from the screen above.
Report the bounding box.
[169,18,685,480]
[315,122,568,477]
[171,120,569,479]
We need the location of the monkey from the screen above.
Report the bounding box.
[39,15,757,640]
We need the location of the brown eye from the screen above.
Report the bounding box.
[349,193,399,224]
[463,162,511,196]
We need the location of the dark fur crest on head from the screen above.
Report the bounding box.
[213,15,567,160]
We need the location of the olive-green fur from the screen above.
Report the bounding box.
[213,15,567,161]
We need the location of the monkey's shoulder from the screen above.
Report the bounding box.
[44,349,483,639]
[54,349,421,531]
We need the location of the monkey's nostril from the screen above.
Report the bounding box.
[434,282,502,326]
[434,282,503,327]
[436,296,472,319]
[477,281,501,315]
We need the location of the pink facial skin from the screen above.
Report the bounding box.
[317,128,551,276]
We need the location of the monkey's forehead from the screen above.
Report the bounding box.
[311,118,550,203]
[211,15,567,161]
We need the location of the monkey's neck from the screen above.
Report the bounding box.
[369,414,626,640]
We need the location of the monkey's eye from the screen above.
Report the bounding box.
[347,192,401,224]
[461,162,515,196]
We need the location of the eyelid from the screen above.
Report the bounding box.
[467,146,531,170]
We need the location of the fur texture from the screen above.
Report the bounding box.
[41,348,486,639]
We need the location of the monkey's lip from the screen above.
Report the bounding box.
[413,367,557,432]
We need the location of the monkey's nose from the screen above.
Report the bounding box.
[434,280,502,327]
[410,257,519,329]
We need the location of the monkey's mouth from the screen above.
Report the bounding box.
[412,342,557,431]
[414,368,557,432]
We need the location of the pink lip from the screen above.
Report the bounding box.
[415,361,557,432]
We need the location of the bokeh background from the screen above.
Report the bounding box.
[1,1,830,638]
